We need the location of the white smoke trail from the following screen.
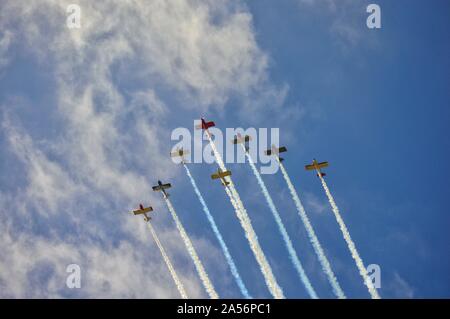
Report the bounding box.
[163,196,219,299]
[205,130,284,299]
[147,222,188,299]
[183,163,252,298]
[244,149,318,299]
[223,184,284,299]
[277,158,345,299]
[318,174,381,299]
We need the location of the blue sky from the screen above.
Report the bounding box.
[0,0,449,298]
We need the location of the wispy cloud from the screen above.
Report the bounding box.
[296,0,371,51]
[387,272,415,299]
[304,192,329,216]
[0,30,12,70]
[0,0,282,297]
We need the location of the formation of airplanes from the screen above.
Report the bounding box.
[130,117,330,220]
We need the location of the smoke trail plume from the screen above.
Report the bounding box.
[183,163,251,298]
[147,222,188,299]
[244,148,318,299]
[222,184,284,299]
[163,196,219,299]
[318,174,381,299]
[205,130,284,299]
[277,158,345,299]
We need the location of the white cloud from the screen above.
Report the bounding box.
[0,0,278,297]
[296,0,369,50]
[0,222,205,298]
[2,116,83,216]
[386,272,415,299]
[304,192,329,215]
[2,0,278,111]
[0,30,12,70]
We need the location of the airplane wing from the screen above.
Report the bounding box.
[317,162,329,168]
[305,162,329,170]
[133,207,153,215]
[233,135,251,144]
[220,171,232,178]
[153,182,172,191]
[278,146,287,153]
[212,169,231,180]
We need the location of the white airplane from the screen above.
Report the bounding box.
[170,147,190,163]
[232,133,251,151]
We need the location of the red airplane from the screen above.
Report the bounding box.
[195,118,215,130]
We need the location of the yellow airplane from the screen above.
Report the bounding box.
[170,147,190,163]
[211,168,232,186]
[133,204,153,222]
[305,159,329,177]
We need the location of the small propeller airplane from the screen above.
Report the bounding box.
[133,203,153,222]
[195,117,215,130]
[152,180,172,197]
[305,159,329,177]
[264,144,287,161]
[232,133,251,151]
[211,168,232,186]
[170,147,190,163]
